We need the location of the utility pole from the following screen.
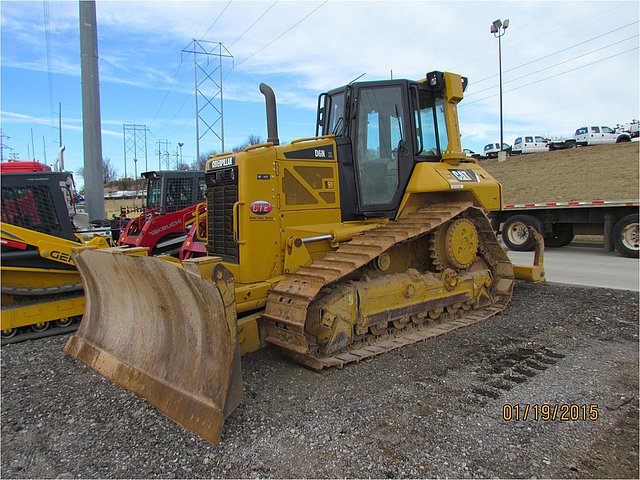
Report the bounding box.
[59,102,63,147]
[42,136,47,165]
[182,40,233,163]
[491,18,509,162]
[31,128,36,160]
[80,0,105,221]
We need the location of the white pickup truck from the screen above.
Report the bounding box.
[510,135,549,155]
[574,125,631,146]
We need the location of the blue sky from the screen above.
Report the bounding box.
[1,0,638,184]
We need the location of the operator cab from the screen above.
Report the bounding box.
[142,171,206,213]
[316,71,468,220]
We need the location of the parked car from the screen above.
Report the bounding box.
[463,148,481,159]
[482,142,512,158]
[511,135,549,155]
[574,126,631,146]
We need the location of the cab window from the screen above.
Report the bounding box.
[415,91,448,158]
[327,92,345,136]
[535,136,546,142]
[601,126,614,134]
[525,136,533,143]
[591,126,600,133]
[514,137,522,145]
[147,178,162,209]
[576,127,588,135]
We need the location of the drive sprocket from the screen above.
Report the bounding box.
[430,217,479,270]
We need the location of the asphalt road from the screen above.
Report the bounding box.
[507,244,640,291]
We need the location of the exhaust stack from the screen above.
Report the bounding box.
[259,83,280,146]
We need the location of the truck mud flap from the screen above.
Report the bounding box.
[64,247,242,444]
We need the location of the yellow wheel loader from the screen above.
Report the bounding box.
[1,171,111,344]
[65,71,544,443]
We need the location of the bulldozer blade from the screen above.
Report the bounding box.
[64,248,242,444]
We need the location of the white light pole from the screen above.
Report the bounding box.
[491,18,509,161]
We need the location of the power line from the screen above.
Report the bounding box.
[466,35,639,98]
[470,20,640,87]
[462,47,639,108]
[151,86,195,137]
[427,1,589,69]
[228,1,279,47]
[232,1,328,71]
[200,1,232,39]
[149,59,184,124]
[449,2,631,72]
[43,0,56,144]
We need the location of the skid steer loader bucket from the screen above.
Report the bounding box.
[64,247,242,444]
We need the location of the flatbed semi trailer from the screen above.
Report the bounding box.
[491,199,639,258]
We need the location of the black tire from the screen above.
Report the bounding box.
[612,214,639,258]
[616,135,631,143]
[545,224,574,248]
[502,215,544,251]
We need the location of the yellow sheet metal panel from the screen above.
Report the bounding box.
[1,267,80,289]
[227,138,343,285]
[234,147,282,284]
[400,161,503,213]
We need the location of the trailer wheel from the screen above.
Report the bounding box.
[502,215,543,251]
[612,214,639,258]
[545,224,574,248]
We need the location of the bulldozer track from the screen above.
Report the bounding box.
[263,201,514,369]
[1,283,84,296]
[1,323,80,346]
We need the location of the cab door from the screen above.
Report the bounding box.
[351,82,413,217]
[534,136,548,152]
[590,126,602,144]
[601,126,616,143]
[522,136,534,153]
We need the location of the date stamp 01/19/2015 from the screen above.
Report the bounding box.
[502,403,599,422]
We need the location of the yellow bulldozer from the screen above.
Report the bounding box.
[65,71,544,443]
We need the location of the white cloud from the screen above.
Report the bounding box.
[1,111,122,138]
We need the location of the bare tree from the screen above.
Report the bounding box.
[76,157,118,184]
[232,135,263,153]
[191,150,218,171]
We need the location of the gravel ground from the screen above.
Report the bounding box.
[2,282,638,479]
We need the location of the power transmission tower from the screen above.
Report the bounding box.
[0,130,12,162]
[155,139,171,170]
[182,39,233,163]
[123,124,149,179]
[174,148,180,169]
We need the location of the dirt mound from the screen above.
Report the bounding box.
[483,142,639,204]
